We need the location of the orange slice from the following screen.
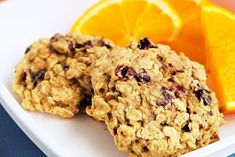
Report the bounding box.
[164,0,206,64]
[71,0,182,46]
[202,2,235,112]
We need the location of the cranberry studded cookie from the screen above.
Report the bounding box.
[13,33,113,118]
[86,38,224,156]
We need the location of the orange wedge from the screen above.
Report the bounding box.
[164,0,206,64]
[202,2,235,112]
[71,0,182,46]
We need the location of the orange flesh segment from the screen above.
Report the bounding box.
[135,3,176,42]
[165,0,206,64]
[71,0,182,46]
[202,3,235,112]
[120,0,148,36]
[71,0,235,113]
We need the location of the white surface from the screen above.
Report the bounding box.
[0,0,234,157]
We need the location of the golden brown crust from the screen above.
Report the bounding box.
[13,33,113,118]
[87,41,224,156]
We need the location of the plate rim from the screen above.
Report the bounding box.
[0,82,57,157]
[2,79,235,157]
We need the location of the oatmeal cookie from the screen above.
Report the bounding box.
[13,33,113,118]
[87,38,224,156]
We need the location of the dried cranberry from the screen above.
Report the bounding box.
[195,88,212,105]
[172,85,185,98]
[29,68,47,87]
[29,69,34,79]
[75,41,92,52]
[208,110,213,116]
[115,65,137,81]
[80,94,92,110]
[142,146,149,152]
[135,69,151,84]
[21,72,27,82]
[168,63,174,68]
[182,123,190,132]
[113,128,117,135]
[160,121,168,127]
[186,107,191,114]
[172,69,184,76]
[160,87,174,106]
[176,69,184,73]
[99,88,105,93]
[58,61,69,71]
[24,46,32,54]
[83,41,92,47]
[98,40,112,49]
[167,77,174,82]
[159,98,170,107]
[137,38,157,50]
[75,40,92,49]
[66,39,75,51]
[162,87,174,100]
[75,43,84,49]
[157,55,163,62]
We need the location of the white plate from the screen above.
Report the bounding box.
[0,0,235,157]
